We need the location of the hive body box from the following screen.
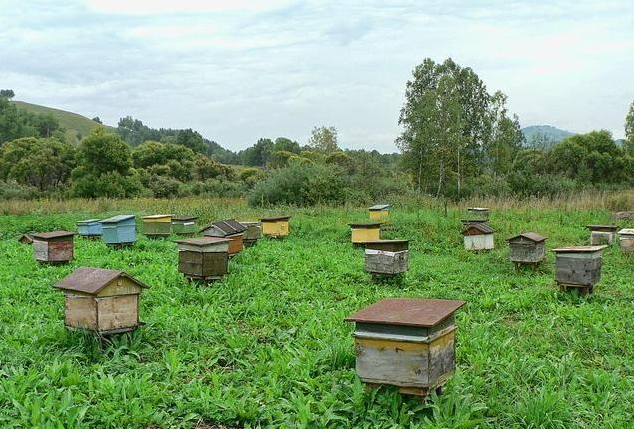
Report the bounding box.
[201,219,246,255]
[172,216,198,235]
[587,225,618,246]
[508,232,547,266]
[54,267,148,335]
[239,221,262,247]
[142,214,173,238]
[101,215,136,247]
[368,204,390,222]
[261,216,291,238]
[463,223,494,251]
[350,222,381,245]
[618,229,634,253]
[32,231,75,264]
[553,245,607,294]
[346,298,465,397]
[364,240,409,277]
[175,237,230,281]
[76,219,102,238]
[467,207,490,221]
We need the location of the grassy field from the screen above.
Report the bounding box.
[1,197,634,428]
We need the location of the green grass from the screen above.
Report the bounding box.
[12,100,115,144]
[1,200,634,428]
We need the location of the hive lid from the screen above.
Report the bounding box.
[54,267,149,294]
[32,230,75,240]
[507,232,546,243]
[369,204,391,211]
[349,221,382,228]
[468,207,489,211]
[346,298,466,327]
[101,214,135,223]
[238,220,261,226]
[201,219,247,235]
[552,245,608,253]
[586,224,618,232]
[462,223,494,234]
[261,215,291,221]
[18,233,33,244]
[77,219,101,224]
[363,239,409,245]
[173,215,198,221]
[143,214,173,220]
[174,237,231,245]
[618,228,634,235]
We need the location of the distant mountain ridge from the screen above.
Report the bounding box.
[521,125,574,149]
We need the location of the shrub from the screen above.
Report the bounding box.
[0,180,40,199]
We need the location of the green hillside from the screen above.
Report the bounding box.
[11,100,114,144]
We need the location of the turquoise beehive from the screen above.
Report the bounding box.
[101,215,136,247]
[77,219,102,238]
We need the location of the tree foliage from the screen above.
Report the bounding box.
[308,126,339,153]
[625,99,634,155]
[0,97,64,145]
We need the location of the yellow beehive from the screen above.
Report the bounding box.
[368,204,390,222]
[261,216,291,238]
[349,222,381,244]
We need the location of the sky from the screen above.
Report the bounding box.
[1,0,633,152]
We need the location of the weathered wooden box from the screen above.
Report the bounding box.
[346,298,466,397]
[553,245,607,294]
[239,221,262,247]
[76,219,102,238]
[201,219,246,255]
[364,240,409,276]
[467,207,490,221]
[261,216,291,238]
[618,228,634,253]
[53,267,149,335]
[175,237,230,281]
[142,214,173,238]
[587,225,618,245]
[172,216,198,235]
[368,204,390,222]
[350,222,382,245]
[101,215,136,247]
[463,223,494,251]
[32,231,75,264]
[507,232,546,265]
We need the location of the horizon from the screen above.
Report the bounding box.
[2,0,632,152]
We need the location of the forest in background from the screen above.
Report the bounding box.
[1,58,634,206]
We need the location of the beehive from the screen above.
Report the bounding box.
[349,222,381,245]
[507,232,547,266]
[201,219,246,255]
[101,215,136,247]
[32,231,75,264]
[368,204,391,222]
[553,245,607,295]
[346,298,466,397]
[463,223,494,251]
[239,221,262,247]
[175,237,230,281]
[618,228,634,253]
[586,225,618,245]
[467,207,490,221]
[53,267,149,335]
[172,216,198,235]
[76,219,102,238]
[261,216,291,238]
[364,240,409,277]
[18,234,33,244]
[142,214,173,238]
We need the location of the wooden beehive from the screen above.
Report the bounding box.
[53,267,149,335]
[346,298,466,397]
[586,225,618,245]
[553,245,607,295]
[175,237,230,281]
[467,207,490,221]
[201,219,246,256]
[239,221,262,247]
[101,215,136,247]
[507,232,547,266]
[368,204,390,222]
[18,233,33,244]
[172,216,198,235]
[142,214,173,238]
[462,223,494,251]
[76,219,102,238]
[618,228,634,253]
[364,240,409,277]
[32,231,75,264]
[349,222,381,245]
[261,216,291,238]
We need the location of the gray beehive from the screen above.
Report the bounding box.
[507,232,547,266]
[364,240,409,277]
[618,228,634,253]
[586,225,618,245]
[553,245,607,295]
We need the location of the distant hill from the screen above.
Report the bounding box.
[11,100,114,144]
[521,125,574,149]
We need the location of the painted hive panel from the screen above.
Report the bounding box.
[178,251,229,277]
[48,240,74,262]
[97,278,142,297]
[262,221,289,237]
[64,295,97,330]
[509,242,545,263]
[116,224,137,244]
[228,234,244,254]
[172,220,197,234]
[242,223,262,241]
[351,228,380,244]
[464,234,494,250]
[428,331,456,383]
[369,210,389,222]
[365,250,408,275]
[96,295,138,332]
[143,221,171,236]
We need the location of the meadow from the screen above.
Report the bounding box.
[1,196,634,428]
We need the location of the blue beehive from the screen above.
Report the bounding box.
[76,219,102,238]
[101,215,136,246]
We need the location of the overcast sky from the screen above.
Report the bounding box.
[1,0,633,152]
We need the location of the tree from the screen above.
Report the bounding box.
[0,89,15,99]
[273,137,301,154]
[176,129,206,154]
[625,100,634,155]
[92,116,102,124]
[240,138,274,167]
[308,126,339,153]
[78,127,132,175]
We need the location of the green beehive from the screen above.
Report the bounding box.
[172,216,198,235]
